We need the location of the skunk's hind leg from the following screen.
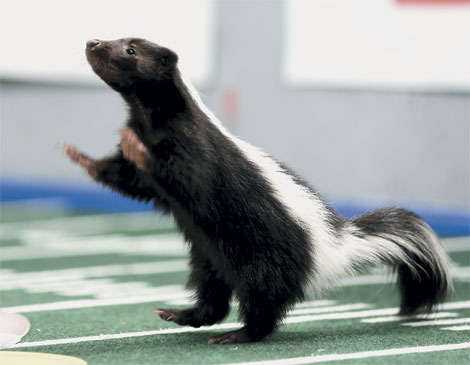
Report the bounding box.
[155,258,232,328]
[208,288,287,344]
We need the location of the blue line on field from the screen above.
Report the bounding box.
[0,178,152,212]
[1,178,468,236]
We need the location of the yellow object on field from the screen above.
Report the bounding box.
[0,351,86,365]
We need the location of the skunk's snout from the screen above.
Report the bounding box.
[86,39,101,50]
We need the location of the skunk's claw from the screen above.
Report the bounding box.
[60,142,97,178]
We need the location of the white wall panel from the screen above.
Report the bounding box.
[283,0,470,90]
[0,0,215,85]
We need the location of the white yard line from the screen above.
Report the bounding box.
[441,325,470,331]
[361,312,458,323]
[2,299,364,316]
[222,343,470,365]
[5,302,470,349]
[442,237,470,253]
[1,227,466,262]
[339,265,469,286]
[289,303,371,315]
[285,309,396,323]
[0,212,152,227]
[2,290,469,317]
[1,233,187,261]
[442,301,470,310]
[294,300,336,308]
[0,259,189,290]
[2,261,467,292]
[0,212,168,238]
[9,322,242,349]
[451,266,470,281]
[284,301,470,325]
[402,318,470,327]
[2,287,187,313]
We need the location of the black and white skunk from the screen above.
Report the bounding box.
[62,38,452,344]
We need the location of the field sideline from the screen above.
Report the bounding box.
[1,208,469,364]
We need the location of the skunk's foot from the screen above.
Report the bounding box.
[120,128,150,171]
[208,328,253,344]
[60,142,97,178]
[154,308,204,328]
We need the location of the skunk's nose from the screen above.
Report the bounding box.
[86,39,101,50]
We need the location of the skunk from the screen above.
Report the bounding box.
[62,38,452,344]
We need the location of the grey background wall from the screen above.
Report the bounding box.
[1,0,469,210]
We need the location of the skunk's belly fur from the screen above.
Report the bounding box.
[85,38,452,343]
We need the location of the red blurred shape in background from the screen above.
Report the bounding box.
[221,86,239,123]
[396,0,469,5]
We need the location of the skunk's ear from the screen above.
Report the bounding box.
[159,48,178,67]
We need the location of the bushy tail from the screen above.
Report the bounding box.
[350,207,453,314]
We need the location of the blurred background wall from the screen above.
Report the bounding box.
[1,0,469,227]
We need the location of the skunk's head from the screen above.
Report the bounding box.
[85,38,179,92]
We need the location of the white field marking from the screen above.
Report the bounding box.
[441,325,470,331]
[451,266,470,281]
[285,309,396,323]
[2,263,468,299]
[1,233,187,261]
[0,222,465,269]
[2,261,467,296]
[6,303,470,348]
[339,273,391,286]
[222,343,470,365]
[1,263,467,303]
[442,237,470,253]
[1,296,358,316]
[439,300,470,310]
[284,300,470,324]
[361,312,459,323]
[9,322,243,349]
[8,331,470,356]
[289,303,371,316]
[295,300,337,308]
[0,259,188,290]
[21,279,171,299]
[164,298,245,308]
[2,286,188,313]
[402,318,470,327]
[339,265,469,286]
[0,212,174,240]
[165,297,336,308]
[5,251,465,292]
[163,297,196,306]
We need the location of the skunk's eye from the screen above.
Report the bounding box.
[126,48,136,55]
[161,57,168,66]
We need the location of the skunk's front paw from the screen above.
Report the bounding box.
[60,142,97,178]
[154,308,203,328]
[120,128,150,171]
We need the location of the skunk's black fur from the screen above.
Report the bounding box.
[81,38,452,344]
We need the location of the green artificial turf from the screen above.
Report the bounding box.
[1,207,469,365]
